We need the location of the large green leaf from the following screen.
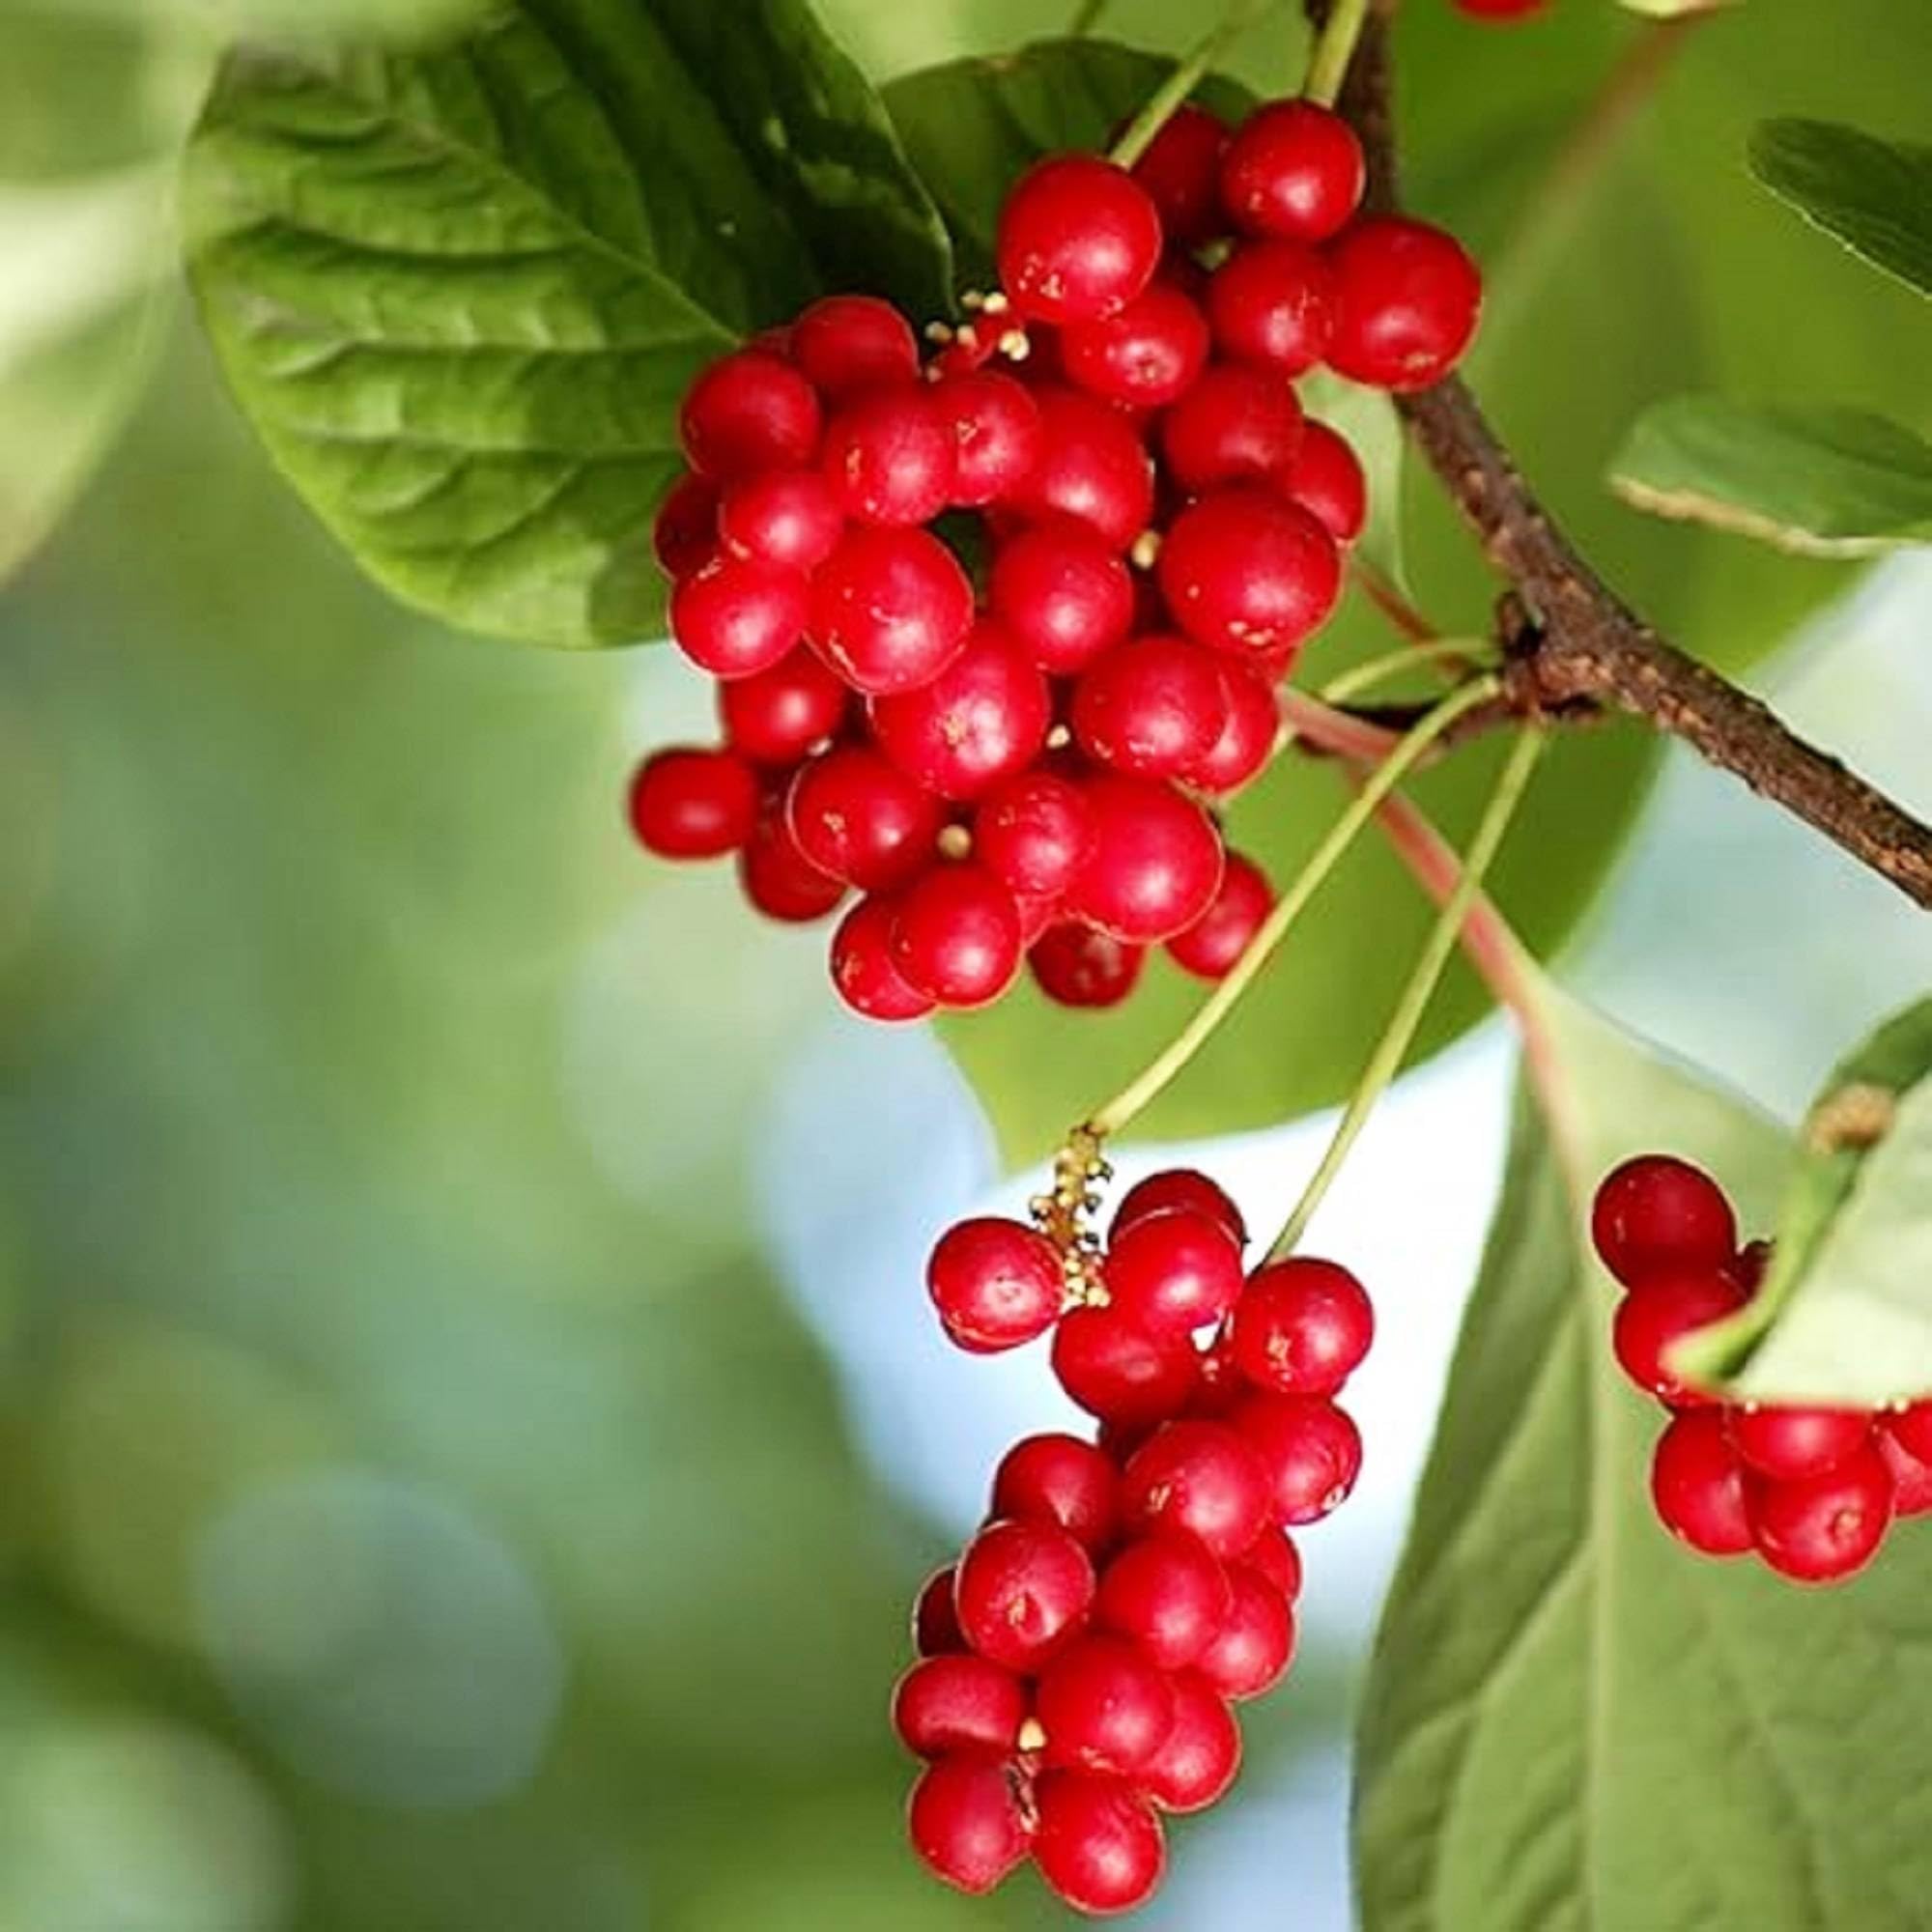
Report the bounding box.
[1611,398,1932,554]
[1356,979,1932,1932]
[184,0,950,649]
[1751,118,1932,299]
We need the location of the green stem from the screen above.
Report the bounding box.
[1084,675,1502,1138]
[1319,638,1497,706]
[1110,1,1273,168]
[1068,0,1111,34]
[1303,0,1371,108]
[1269,724,1548,1257]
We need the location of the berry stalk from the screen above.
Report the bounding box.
[1110,1,1278,170]
[1068,0,1113,33]
[1302,0,1372,110]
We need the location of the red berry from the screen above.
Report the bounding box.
[1120,1420,1270,1559]
[907,1754,1032,1895]
[652,471,720,580]
[1748,1442,1894,1584]
[679,349,822,479]
[831,895,936,1022]
[1062,285,1212,409]
[1185,661,1281,796]
[1161,363,1304,494]
[993,1434,1120,1552]
[1127,103,1230,246]
[998,155,1164,325]
[989,521,1135,674]
[1073,636,1229,781]
[914,1565,965,1655]
[1030,923,1147,1009]
[1649,1410,1753,1556]
[1888,1400,1932,1463]
[627,747,758,859]
[718,646,848,764]
[808,526,974,695]
[790,293,920,402]
[718,468,844,571]
[1166,852,1275,980]
[1220,100,1365,244]
[894,1654,1031,1759]
[1455,0,1549,19]
[1037,1634,1177,1775]
[737,802,846,923]
[821,387,956,526]
[786,745,941,891]
[1208,240,1335,377]
[1233,1393,1363,1523]
[1230,1257,1375,1397]
[975,770,1094,901]
[891,864,1024,1009]
[1032,1772,1166,1916]
[1278,419,1368,545]
[870,621,1052,801]
[1006,388,1155,550]
[1094,1533,1232,1671]
[1140,1673,1241,1813]
[954,1520,1096,1671]
[1068,775,1225,943]
[1325,214,1483,391]
[670,555,809,679]
[1112,1171,1246,1250]
[1242,1530,1303,1603]
[927,1217,1065,1354]
[1610,1269,1745,1406]
[1877,1425,1932,1518]
[1591,1155,1738,1289]
[1051,1307,1200,1429]
[1726,1405,1872,1482]
[1194,1565,1295,1699]
[1104,1209,1246,1341]
[1159,488,1342,662]
[930,370,1045,507]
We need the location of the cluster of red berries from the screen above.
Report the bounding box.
[898,1166,1374,1911]
[628,92,1482,1022]
[1592,1155,1932,1585]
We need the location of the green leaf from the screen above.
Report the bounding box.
[1301,369,1407,591]
[1751,117,1932,299]
[1610,398,1932,554]
[1617,0,1738,15]
[1357,978,1932,1932]
[184,0,950,649]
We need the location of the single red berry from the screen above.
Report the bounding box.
[907,1753,1032,1896]
[993,1434,1120,1552]
[1185,660,1281,796]
[1208,239,1336,377]
[1278,419,1368,545]
[954,1519,1096,1671]
[1068,775,1226,943]
[737,801,847,923]
[1120,1420,1270,1559]
[1876,1425,1932,1518]
[1611,1269,1745,1406]
[1051,1306,1201,1429]
[894,1654,1031,1759]
[927,1217,1065,1354]
[1005,387,1156,551]
[1159,488,1342,663]
[1230,1257,1375,1398]
[1112,1171,1246,1250]
[1590,1155,1739,1289]
[1241,1530,1303,1603]
[627,747,759,859]
[989,521,1135,674]
[1032,1772,1166,1917]
[718,468,844,571]
[1233,1393,1363,1524]
[1726,1405,1872,1483]
[821,387,956,526]
[1748,1442,1895,1584]
[1455,0,1549,19]
[1161,363,1305,494]
[790,293,920,402]
[652,471,720,580]
[1888,1400,1932,1463]
[717,646,849,765]
[975,770,1094,901]
[1649,1410,1753,1556]
[891,864,1024,1009]
[998,154,1164,325]
[786,745,941,892]
[1104,1209,1246,1341]
[1140,1673,1241,1813]
[670,555,809,679]
[1325,214,1483,392]
[1030,923,1148,1009]
[1094,1532,1232,1671]
[870,621,1052,801]
[831,895,935,1022]
[679,349,823,479]
[1166,852,1275,980]
[1220,100,1365,244]
[1062,284,1212,409]
[914,1565,966,1655]
[808,526,974,695]
[1127,102,1231,246]
[1194,1564,1295,1699]
[1073,636,1230,781]
[1037,1634,1177,1775]
[930,370,1044,507]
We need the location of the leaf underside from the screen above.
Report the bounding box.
[1750,117,1932,299]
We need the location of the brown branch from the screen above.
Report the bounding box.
[1325,10,1932,910]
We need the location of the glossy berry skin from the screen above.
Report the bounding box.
[808,527,974,695]
[954,1519,1096,1671]
[1062,285,1213,409]
[1650,1410,1754,1556]
[1120,1420,1270,1559]
[1194,1565,1295,1700]
[652,471,720,580]
[1591,1155,1739,1289]
[627,747,758,859]
[914,1566,965,1656]
[1127,103,1230,246]
[1889,1401,1932,1463]
[1007,387,1156,551]
[1104,1208,1246,1341]
[1162,364,1305,494]
[927,1217,1065,1354]
[1326,215,1484,392]
[717,468,843,572]
[893,1654,1030,1759]
[822,387,956,526]
[974,770,1094,901]
[679,349,822,479]
[1242,1530,1303,1603]
[1166,852,1275,980]
[1095,1533,1232,1671]
[1112,1171,1246,1250]
[891,865,1024,1009]
[737,803,847,923]
[1030,923,1147,1009]
[1073,636,1229,781]
[989,522,1135,674]
[1219,100,1365,244]
[1037,1634,1177,1775]
[1230,1257,1376,1397]
[1068,775,1226,944]
[786,745,941,892]
[1185,662,1280,797]
[1279,419,1368,545]
[1032,1772,1166,1917]
[1159,488,1343,662]
[831,895,935,1022]
[717,646,848,765]
[790,293,920,402]
[1140,1674,1241,1813]
[1208,240,1335,378]
[1727,1406,1872,1482]
[1877,1426,1932,1518]
[871,622,1052,801]
[670,555,809,679]
[1234,1393,1363,1524]
[1748,1442,1895,1584]
[1610,1269,1746,1407]
[1052,1306,1201,1429]
[997,155,1164,325]
[993,1435,1120,1552]
[931,371,1044,507]
[907,1754,1032,1896]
